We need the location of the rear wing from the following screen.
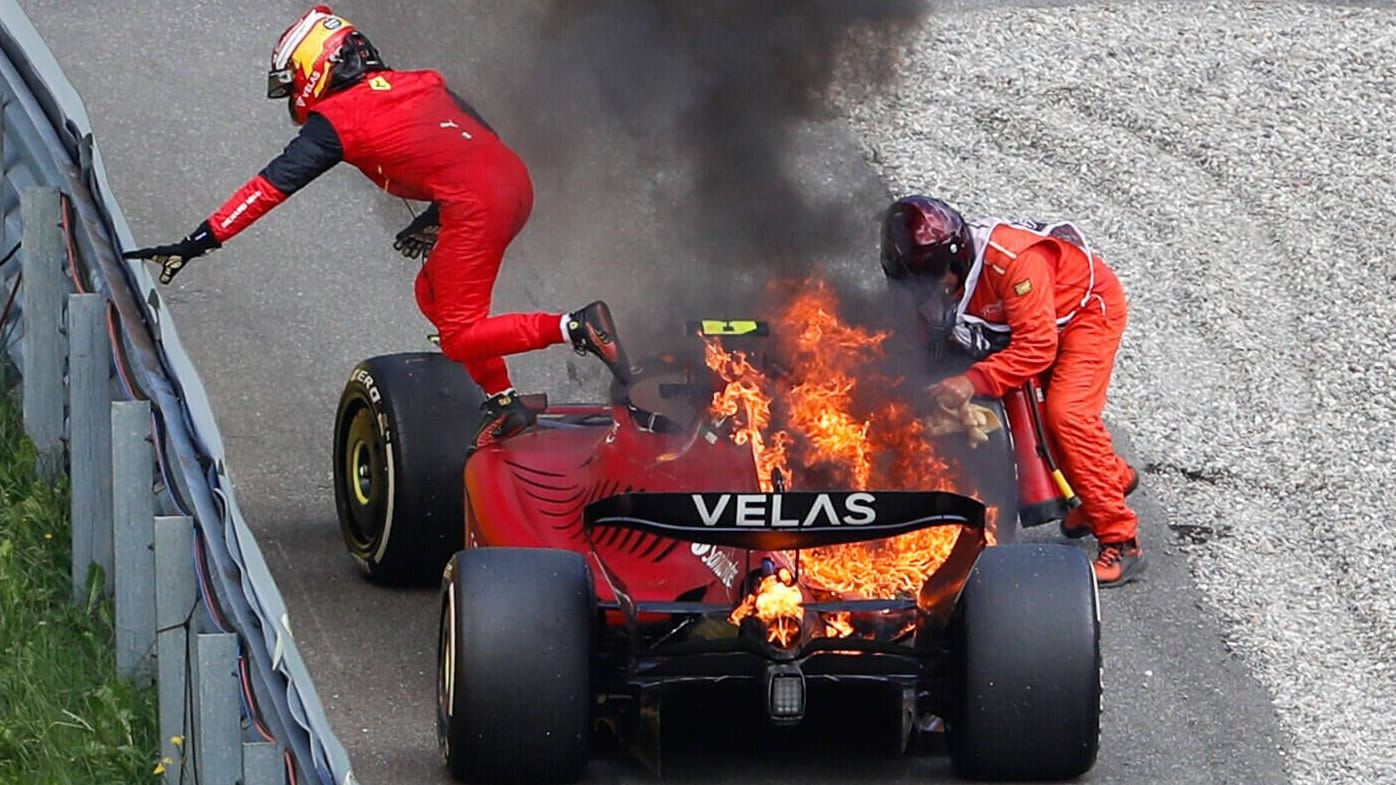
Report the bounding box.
[584,490,985,551]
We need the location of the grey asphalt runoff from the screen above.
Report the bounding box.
[23,1,1390,783]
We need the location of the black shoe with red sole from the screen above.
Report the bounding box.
[472,390,538,449]
[567,301,632,385]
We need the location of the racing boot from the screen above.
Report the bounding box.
[472,389,537,449]
[1060,464,1140,539]
[567,300,632,385]
[1094,538,1146,588]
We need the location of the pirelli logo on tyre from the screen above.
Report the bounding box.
[350,368,381,403]
[350,367,392,442]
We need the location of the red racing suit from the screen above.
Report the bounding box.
[953,218,1137,543]
[204,68,562,394]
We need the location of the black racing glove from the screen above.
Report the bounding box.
[952,321,1013,360]
[122,220,221,284]
[917,289,959,363]
[393,203,440,260]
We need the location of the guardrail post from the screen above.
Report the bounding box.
[242,741,283,785]
[1,94,10,391]
[19,186,65,480]
[67,292,111,602]
[155,515,195,785]
[112,399,155,680]
[195,633,242,785]
[1,96,9,393]
[1,92,7,246]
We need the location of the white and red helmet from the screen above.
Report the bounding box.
[266,5,382,124]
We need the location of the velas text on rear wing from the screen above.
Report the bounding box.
[583,491,986,551]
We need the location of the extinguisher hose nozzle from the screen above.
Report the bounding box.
[1050,469,1083,508]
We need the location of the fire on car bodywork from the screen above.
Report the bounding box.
[705,278,997,646]
[339,273,1101,784]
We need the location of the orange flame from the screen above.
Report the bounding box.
[823,612,854,638]
[709,278,990,636]
[705,339,792,492]
[801,528,960,599]
[779,289,890,489]
[729,568,804,646]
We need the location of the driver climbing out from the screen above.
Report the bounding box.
[123,5,630,448]
[881,195,1145,587]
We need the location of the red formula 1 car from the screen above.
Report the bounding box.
[332,317,1100,784]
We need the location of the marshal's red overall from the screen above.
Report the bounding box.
[880,195,1145,587]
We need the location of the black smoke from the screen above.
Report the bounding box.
[348,1,936,360]
[526,1,930,277]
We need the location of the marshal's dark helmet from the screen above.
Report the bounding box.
[879,195,974,282]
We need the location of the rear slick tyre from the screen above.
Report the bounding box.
[332,352,483,586]
[437,548,595,784]
[946,543,1100,781]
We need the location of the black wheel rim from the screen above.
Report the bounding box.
[341,405,388,551]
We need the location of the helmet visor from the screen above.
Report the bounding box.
[267,68,295,99]
[903,244,951,279]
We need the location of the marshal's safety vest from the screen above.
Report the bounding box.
[951,217,1101,355]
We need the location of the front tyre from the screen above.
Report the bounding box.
[437,548,595,784]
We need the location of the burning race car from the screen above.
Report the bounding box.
[332,280,1101,783]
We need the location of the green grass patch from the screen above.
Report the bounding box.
[0,396,158,784]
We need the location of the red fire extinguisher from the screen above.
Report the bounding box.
[1001,379,1080,527]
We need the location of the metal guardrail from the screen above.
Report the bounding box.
[1,6,356,784]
